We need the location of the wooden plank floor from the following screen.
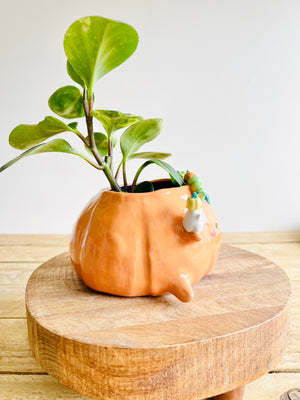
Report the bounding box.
[0,232,299,400]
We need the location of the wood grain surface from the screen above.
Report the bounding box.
[25,244,291,400]
[1,232,299,400]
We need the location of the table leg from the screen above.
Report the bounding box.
[207,386,245,400]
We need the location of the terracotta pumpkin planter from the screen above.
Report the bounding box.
[70,179,221,302]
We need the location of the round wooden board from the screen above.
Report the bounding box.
[26,244,291,400]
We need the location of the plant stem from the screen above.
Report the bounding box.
[122,162,128,192]
[82,87,121,192]
[131,163,144,192]
[74,131,90,148]
[83,88,101,164]
[108,138,113,171]
[84,158,104,170]
[103,163,121,190]
[115,160,122,181]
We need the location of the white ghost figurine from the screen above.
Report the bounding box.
[183,192,206,233]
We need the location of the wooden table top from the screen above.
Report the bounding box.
[0,232,299,400]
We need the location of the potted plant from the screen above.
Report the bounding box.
[0,15,221,302]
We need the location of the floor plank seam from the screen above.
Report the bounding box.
[273,369,300,373]
[0,371,295,376]
[226,241,300,245]
[0,261,52,264]
[0,372,49,375]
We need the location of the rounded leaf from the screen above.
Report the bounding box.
[9,117,76,150]
[91,110,142,135]
[67,61,85,88]
[0,139,92,172]
[134,181,154,193]
[85,132,117,157]
[68,122,79,130]
[64,16,139,94]
[120,119,163,162]
[49,86,84,119]
[129,152,171,160]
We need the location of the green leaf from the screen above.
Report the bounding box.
[67,61,85,88]
[64,16,139,94]
[48,86,84,119]
[0,139,93,173]
[132,159,185,190]
[68,122,78,130]
[134,181,154,193]
[129,151,171,160]
[85,132,117,157]
[91,110,142,136]
[9,117,76,150]
[120,119,163,162]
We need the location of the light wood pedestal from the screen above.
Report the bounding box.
[25,245,291,400]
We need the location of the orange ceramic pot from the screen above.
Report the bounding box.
[70,180,221,302]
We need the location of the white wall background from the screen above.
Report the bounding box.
[0,0,299,233]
